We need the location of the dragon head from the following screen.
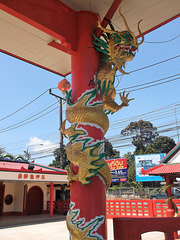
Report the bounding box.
[93,9,144,74]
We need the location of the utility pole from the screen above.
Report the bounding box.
[49,89,64,169]
[174,104,180,143]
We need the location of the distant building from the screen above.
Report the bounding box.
[0,157,68,216]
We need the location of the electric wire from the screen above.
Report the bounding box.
[0,102,58,132]
[116,73,180,92]
[116,55,180,77]
[3,103,180,151]
[0,106,59,133]
[119,76,180,93]
[0,89,49,122]
[144,35,180,44]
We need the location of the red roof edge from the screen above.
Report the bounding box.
[160,142,180,163]
[141,163,164,175]
[0,49,69,77]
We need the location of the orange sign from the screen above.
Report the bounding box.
[106,158,127,170]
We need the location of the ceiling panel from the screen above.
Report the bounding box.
[0,0,179,76]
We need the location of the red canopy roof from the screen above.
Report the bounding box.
[141,163,180,176]
[0,160,67,175]
[141,142,180,177]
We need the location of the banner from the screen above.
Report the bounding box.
[106,158,127,183]
[134,153,166,182]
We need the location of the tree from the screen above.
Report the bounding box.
[0,146,5,155]
[104,138,120,159]
[23,148,31,160]
[121,120,159,154]
[117,152,142,188]
[49,145,70,169]
[144,136,176,154]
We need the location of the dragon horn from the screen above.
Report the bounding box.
[137,20,144,46]
[119,8,137,42]
[97,21,116,34]
[119,7,132,33]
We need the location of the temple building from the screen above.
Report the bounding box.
[0,155,68,216]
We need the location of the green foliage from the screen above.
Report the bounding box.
[143,136,176,155]
[121,120,159,152]
[104,138,120,159]
[23,149,31,160]
[0,146,5,155]
[119,152,142,188]
[151,136,176,154]
[144,145,157,154]
[49,145,70,169]
[111,184,119,191]
[65,164,70,171]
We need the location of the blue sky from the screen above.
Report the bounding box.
[0,17,180,165]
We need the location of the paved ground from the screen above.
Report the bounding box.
[0,215,167,240]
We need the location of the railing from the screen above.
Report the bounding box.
[107,199,180,218]
[47,200,70,214]
[47,199,180,218]
[106,199,154,218]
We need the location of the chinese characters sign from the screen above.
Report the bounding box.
[106,158,127,183]
[18,173,45,180]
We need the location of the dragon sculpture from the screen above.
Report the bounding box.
[60,9,144,240]
[93,9,144,113]
[61,89,111,191]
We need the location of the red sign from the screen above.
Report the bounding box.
[106,158,127,170]
[106,158,127,183]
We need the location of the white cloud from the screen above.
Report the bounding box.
[27,137,58,156]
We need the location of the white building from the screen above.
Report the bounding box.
[0,159,68,216]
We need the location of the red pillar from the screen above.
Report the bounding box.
[50,182,54,217]
[68,11,108,239]
[71,11,100,101]
[165,175,175,217]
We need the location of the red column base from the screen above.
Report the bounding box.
[166,208,175,217]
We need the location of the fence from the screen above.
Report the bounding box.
[107,187,157,198]
[107,199,180,218]
[47,200,70,214]
[47,199,180,218]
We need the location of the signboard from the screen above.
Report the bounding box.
[134,153,166,182]
[0,171,68,182]
[106,158,127,183]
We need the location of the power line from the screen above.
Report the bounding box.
[0,89,49,122]
[0,106,58,133]
[0,102,58,132]
[116,55,180,76]
[3,102,180,150]
[121,76,180,93]
[144,35,180,44]
[116,73,180,92]
[110,102,180,125]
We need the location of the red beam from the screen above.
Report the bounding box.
[0,0,77,53]
[95,0,122,38]
[48,40,74,55]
